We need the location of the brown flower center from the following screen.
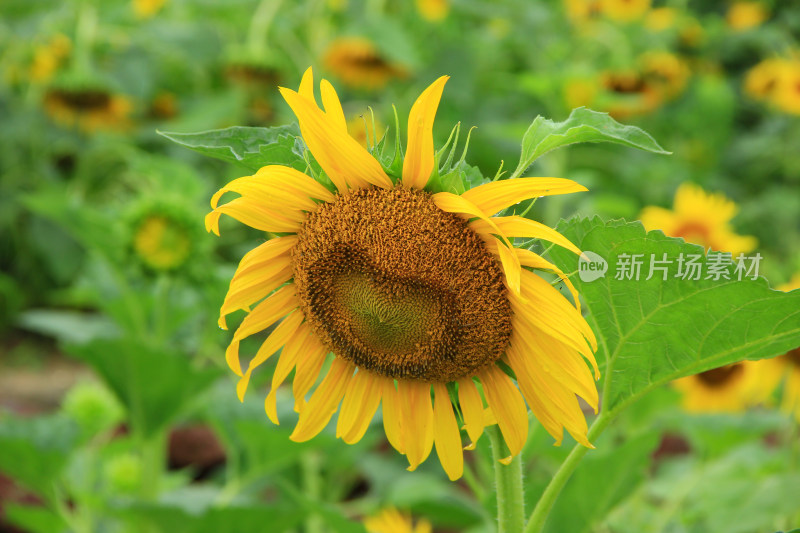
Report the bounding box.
[50,89,111,111]
[292,187,512,382]
[696,364,743,387]
[786,347,800,366]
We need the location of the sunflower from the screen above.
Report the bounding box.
[364,507,432,533]
[133,214,192,271]
[415,0,449,22]
[599,69,662,119]
[29,34,71,84]
[640,51,690,100]
[639,183,757,255]
[726,1,768,31]
[207,68,599,480]
[744,58,787,102]
[754,276,800,420]
[773,61,800,115]
[323,37,407,90]
[645,7,677,31]
[673,362,762,413]
[599,0,650,22]
[44,86,132,133]
[133,0,166,18]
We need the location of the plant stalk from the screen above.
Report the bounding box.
[487,425,525,533]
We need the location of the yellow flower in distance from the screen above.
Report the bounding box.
[744,58,788,102]
[44,87,132,133]
[599,0,650,22]
[323,37,407,90]
[346,113,384,148]
[133,0,166,18]
[639,183,757,255]
[29,34,71,83]
[645,7,677,31]
[673,362,763,413]
[726,1,768,31]
[773,61,800,115]
[364,507,432,533]
[416,0,449,22]
[640,51,690,100]
[134,215,192,271]
[207,68,599,480]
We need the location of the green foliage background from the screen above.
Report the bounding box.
[1,0,799,532]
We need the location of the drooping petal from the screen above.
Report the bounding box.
[298,66,316,104]
[265,323,315,424]
[458,377,486,449]
[398,380,434,470]
[519,269,597,352]
[478,365,528,461]
[337,369,382,444]
[509,291,594,360]
[513,247,582,313]
[432,383,463,481]
[280,87,393,192]
[402,76,449,189]
[381,379,405,454]
[292,337,329,411]
[469,215,582,256]
[225,285,299,376]
[236,309,304,401]
[219,259,293,329]
[291,357,354,442]
[460,177,588,216]
[210,175,318,213]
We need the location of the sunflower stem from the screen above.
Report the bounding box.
[487,425,525,533]
[523,413,611,533]
[301,450,324,533]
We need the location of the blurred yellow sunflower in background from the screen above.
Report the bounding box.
[133,0,166,18]
[639,182,757,255]
[207,68,599,480]
[416,0,449,22]
[364,507,432,533]
[773,61,800,115]
[323,37,407,90]
[133,215,192,271]
[673,362,763,413]
[754,276,800,420]
[44,86,132,133]
[29,34,71,84]
[640,51,690,100]
[599,0,650,22]
[744,58,787,101]
[726,1,768,31]
[346,112,383,148]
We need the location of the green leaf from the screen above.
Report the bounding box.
[3,504,67,533]
[548,216,800,417]
[0,414,80,496]
[17,309,119,345]
[65,338,220,437]
[511,108,670,178]
[543,432,660,533]
[158,125,307,172]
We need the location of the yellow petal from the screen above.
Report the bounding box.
[236,310,304,402]
[292,338,328,411]
[458,377,485,449]
[398,380,434,470]
[210,175,318,213]
[381,379,405,453]
[280,87,393,192]
[298,66,316,105]
[336,369,382,444]
[265,322,313,424]
[219,261,293,329]
[509,291,594,360]
[478,365,528,457]
[432,191,521,295]
[512,247,582,313]
[205,197,304,236]
[461,177,588,216]
[519,269,597,352]
[253,165,335,202]
[290,357,354,442]
[402,75,449,189]
[432,383,464,481]
[469,215,582,256]
[226,285,299,376]
[320,79,347,132]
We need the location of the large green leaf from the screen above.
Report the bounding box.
[66,339,220,437]
[548,216,800,416]
[511,108,669,178]
[158,125,306,172]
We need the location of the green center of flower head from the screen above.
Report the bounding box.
[696,363,742,387]
[293,187,512,382]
